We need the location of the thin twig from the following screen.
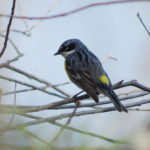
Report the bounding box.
[22,128,49,145]
[8,82,17,126]
[0,75,65,99]
[0,34,24,65]
[4,64,70,98]
[11,29,31,37]
[10,0,63,37]
[102,53,118,64]
[117,80,150,92]
[2,82,70,96]
[48,103,79,147]
[0,63,70,97]
[128,108,150,111]
[0,88,2,103]
[52,121,127,144]
[26,113,127,144]
[0,0,16,57]
[0,34,23,56]
[0,0,149,20]
[27,0,63,32]
[3,111,127,144]
[137,13,150,37]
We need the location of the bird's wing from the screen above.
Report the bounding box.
[65,58,99,102]
[66,57,98,85]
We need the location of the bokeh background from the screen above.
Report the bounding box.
[0,0,150,149]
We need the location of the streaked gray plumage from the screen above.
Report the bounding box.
[54,39,127,112]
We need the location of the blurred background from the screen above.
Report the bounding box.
[0,0,150,149]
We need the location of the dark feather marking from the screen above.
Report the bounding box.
[82,50,90,66]
[76,51,83,62]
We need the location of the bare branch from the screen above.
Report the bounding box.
[0,0,149,21]
[0,0,16,57]
[0,80,149,115]
[0,98,150,132]
[2,82,70,96]
[4,65,70,97]
[8,82,17,126]
[50,91,149,110]
[11,29,31,37]
[48,104,79,147]
[0,90,148,112]
[0,111,127,144]
[137,13,150,37]
[52,121,127,144]
[0,34,24,65]
[25,113,127,144]
[16,80,150,113]
[0,75,65,98]
[117,80,150,92]
[22,128,49,145]
[128,108,150,111]
[27,0,63,32]
[0,34,23,56]
[102,53,118,64]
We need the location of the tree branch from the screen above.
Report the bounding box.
[0,0,16,57]
[0,110,127,144]
[2,82,69,96]
[0,90,148,112]
[0,34,24,64]
[3,64,70,98]
[0,98,150,132]
[0,75,65,99]
[0,0,149,21]
[116,80,150,92]
[14,80,150,113]
[137,13,150,37]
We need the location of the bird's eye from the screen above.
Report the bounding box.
[65,43,75,51]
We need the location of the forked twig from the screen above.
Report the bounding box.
[48,103,79,148]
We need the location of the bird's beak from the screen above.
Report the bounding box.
[54,51,60,56]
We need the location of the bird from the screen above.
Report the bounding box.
[54,39,127,112]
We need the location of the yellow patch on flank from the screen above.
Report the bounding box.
[64,61,67,71]
[64,61,71,78]
[0,88,3,96]
[99,75,109,85]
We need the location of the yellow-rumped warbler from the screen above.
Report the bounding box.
[54,39,127,112]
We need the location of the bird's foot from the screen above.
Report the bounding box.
[74,99,80,107]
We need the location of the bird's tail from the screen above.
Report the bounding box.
[107,90,128,112]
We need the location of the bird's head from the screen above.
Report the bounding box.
[54,39,83,58]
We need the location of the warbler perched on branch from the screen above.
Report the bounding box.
[54,39,127,112]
